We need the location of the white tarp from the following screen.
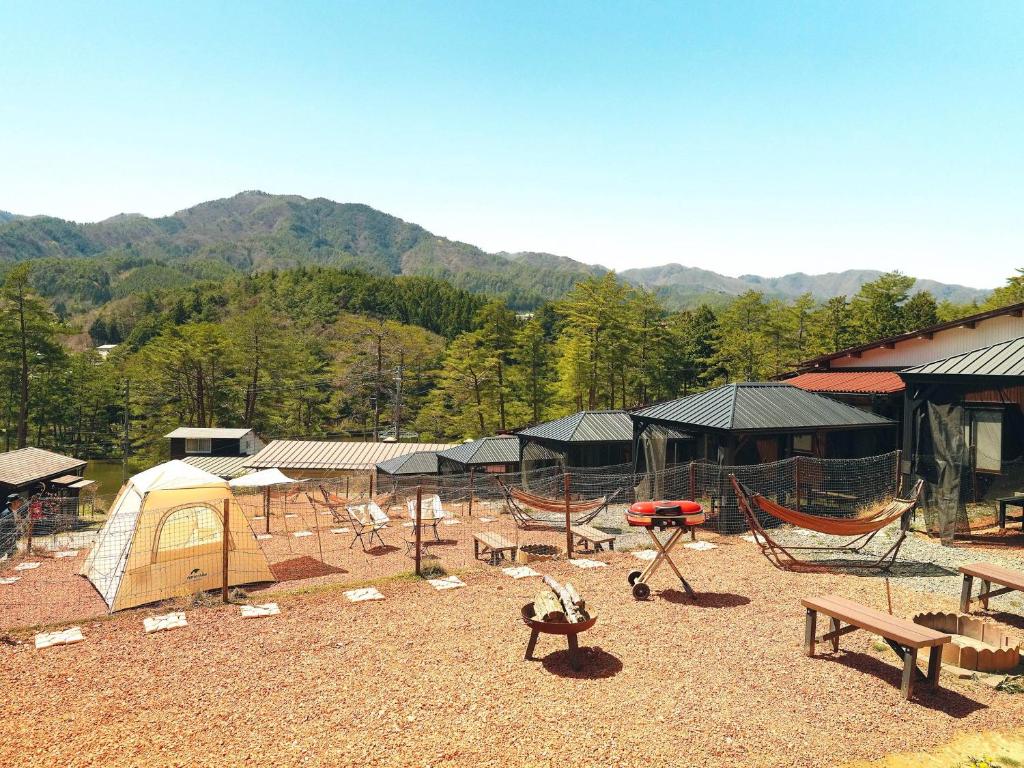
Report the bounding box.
[229,468,296,488]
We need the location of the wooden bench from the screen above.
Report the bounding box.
[960,562,1024,613]
[570,524,616,553]
[802,595,950,700]
[473,532,517,565]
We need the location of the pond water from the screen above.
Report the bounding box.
[84,459,144,498]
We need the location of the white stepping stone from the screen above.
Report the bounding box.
[252,515,265,521]
[502,566,540,579]
[569,558,607,569]
[255,534,273,540]
[401,521,415,528]
[14,562,40,571]
[441,519,461,525]
[632,550,657,561]
[292,530,313,538]
[144,612,187,634]
[35,627,84,650]
[329,527,349,534]
[478,516,496,523]
[240,603,280,619]
[684,541,718,551]
[54,550,79,559]
[741,534,765,544]
[345,587,384,603]
[284,513,298,519]
[0,576,20,585]
[427,575,465,591]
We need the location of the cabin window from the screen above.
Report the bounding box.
[156,504,222,553]
[185,437,212,454]
[792,434,814,454]
[964,408,1002,473]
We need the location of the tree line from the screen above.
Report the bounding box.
[0,261,1011,459]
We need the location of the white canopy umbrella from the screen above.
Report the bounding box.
[229,468,297,488]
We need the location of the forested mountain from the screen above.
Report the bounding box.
[0,191,990,313]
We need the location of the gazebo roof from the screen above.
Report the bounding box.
[437,435,520,467]
[375,450,442,476]
[517,411,634,444]
[632,382,893,433]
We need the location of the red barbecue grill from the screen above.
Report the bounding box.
[626,500,704,600]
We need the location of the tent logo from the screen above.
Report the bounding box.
[186,568,208,581]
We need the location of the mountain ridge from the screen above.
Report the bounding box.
[0,191,992,309]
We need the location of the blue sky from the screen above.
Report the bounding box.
[1,1,1021,288]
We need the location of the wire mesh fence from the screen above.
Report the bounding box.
[0,450,908,630]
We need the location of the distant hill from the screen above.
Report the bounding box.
[0,211,17,223]
[0,191,992,310]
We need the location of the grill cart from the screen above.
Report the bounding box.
[626,500,704,600]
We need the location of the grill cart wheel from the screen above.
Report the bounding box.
[631,582,651,600]
[627,570,642,586]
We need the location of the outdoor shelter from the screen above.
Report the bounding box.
[81,461,274,612]
[631,382,895,471]
[517,411,635,479]
[375,450,442,479]
[900,336,1024,541]
[437,435,520,475]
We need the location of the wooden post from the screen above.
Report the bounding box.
[264,488,270,535]
[345,477,350,499]
[564,473,573,558]
[894,449,902,495]
[369,472,375,499]
[688,462,696,501]
[468,468,475,517]
[222,498,230,603]
[794,456,801,512]
[415,485,423,577]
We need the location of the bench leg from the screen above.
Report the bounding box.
[959,574,973,613]
[474,539,480,561]
[829,617,841,652]
[999,501,1007,529]
[804,608,817,657]
[927,645,942,688]
[981,580,991,611]
[525,629,539,661]
[900,647,918,700]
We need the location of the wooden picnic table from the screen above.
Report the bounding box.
[959,561,1024,613]
[996,496,1024,530]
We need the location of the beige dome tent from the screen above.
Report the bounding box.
[82,460,275,612]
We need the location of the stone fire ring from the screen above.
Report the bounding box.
[913,612,1021,674]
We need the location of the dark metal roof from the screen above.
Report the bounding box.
[0,448,86,487]
[632,382,893,432]
[436,435,521,467]
[901,336,1024,378]
[517,411,634,444]
[375,450,442,476]
[798,301,1024,369]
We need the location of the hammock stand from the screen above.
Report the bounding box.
[729,475,923,572]
[497,480,622,529]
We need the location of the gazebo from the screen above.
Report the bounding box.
[517,410,635,476]
[436,435,520,475]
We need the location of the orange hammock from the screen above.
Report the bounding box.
[497,480,620,528]
[729,475,923,572]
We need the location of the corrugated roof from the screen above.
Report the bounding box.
[165,427,254,439]
[901,336,1024,377]
[375,451,442,476]
[246,440,458,471]
[437,435,521,467]
[632,382,893,432]
[182,455,253,479]
[518,411,634,444]
[786,371,905,395]
[0,447,86,487]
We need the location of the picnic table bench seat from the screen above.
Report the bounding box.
[802,595,950,700]
[960,562,1024,613]
[474,532,517,565]
[570,524,616,552]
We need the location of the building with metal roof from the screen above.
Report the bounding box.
[898,336,1024,541]
[631,382,895,465]
[181,455,253,480]
[375,450,443,477]
[0,447,87,495]
[166,427,263,461]
[517,411,635,474]
[246,439,458,478]
[436,435,520,474]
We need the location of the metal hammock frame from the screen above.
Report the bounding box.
[729,475,924,572]
[497,480,622,529]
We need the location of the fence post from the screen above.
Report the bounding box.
[222,498,230,603]
[894,449,902,495]
[415,484,423,577]
[264,488,271,535]
[563,473,573,558]
[345,477,350,499]
[794,456,801,512]
[688,462,696,501]
[468,468,475,517]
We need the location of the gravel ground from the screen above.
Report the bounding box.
[2,540,1023,768]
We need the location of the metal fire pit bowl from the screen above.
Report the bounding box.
[521,602,598,671]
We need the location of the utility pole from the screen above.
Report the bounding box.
[393,352,404,440]
[121,379,131,483]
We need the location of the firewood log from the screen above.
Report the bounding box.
[533,591,566,623]
[542,575,584,623]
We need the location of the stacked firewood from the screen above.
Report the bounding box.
[532,575,589,623]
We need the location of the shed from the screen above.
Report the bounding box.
[899,336,1024,540]
[165,427,264,460]
[631,382,895,468]
[436,435,520,475]
[0,447,87,498]
[517,411,635,474]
